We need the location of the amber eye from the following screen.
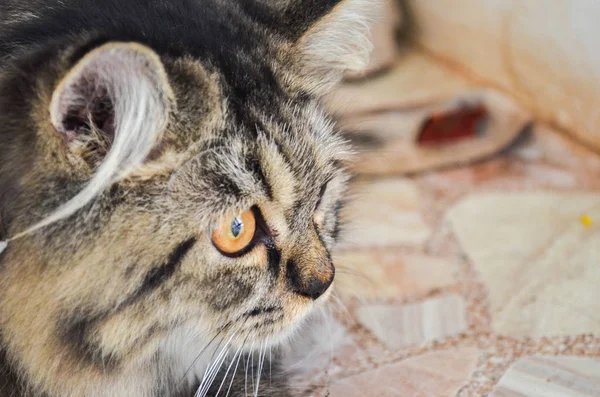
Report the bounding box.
[211,209,256,255]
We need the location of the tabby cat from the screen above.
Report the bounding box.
[0,0,378,396]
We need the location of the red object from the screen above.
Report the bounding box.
[417,104,488,146]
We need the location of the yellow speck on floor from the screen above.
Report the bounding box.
[581,214,593,227]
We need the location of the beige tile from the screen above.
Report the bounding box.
[491,356,600,397]
[326,347,478,397]
[339,178,431,249]
[522,164,578,188]
[447,193,600,337]
[357,295,467,349]
[512,125,600,172]
[334,250,457,298]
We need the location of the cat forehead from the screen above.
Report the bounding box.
[163,56,337,147]
[167,100,350,221]
[165,59,349,180]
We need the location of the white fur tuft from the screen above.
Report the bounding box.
[11,43,172,241]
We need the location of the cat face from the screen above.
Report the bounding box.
[0,0,377,394]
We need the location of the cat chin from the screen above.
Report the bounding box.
[247,285,335,350]
[168,292,324,362]
[155,304,311,386]
[265,287,335,346]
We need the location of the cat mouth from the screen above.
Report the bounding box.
[232,302,310,343]
[229,287,333,345]
[244,306,281,317]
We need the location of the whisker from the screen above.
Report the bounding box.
[197,347,229,397]
[320,307,335,369]
[197,331,237,397]
[253,341,263,397]
[334,267,375,284]
[215,344,243,397]
[328,295,369,363]
[255,338,268,397]
[226,342,245,397]
[329,294,354,324]
[198,336,226,388]
[179,324,230,385]
[203,339,236,396]
[244,340,255,397]
[250,344,255,394]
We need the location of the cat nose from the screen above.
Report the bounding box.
[287,257,335,300]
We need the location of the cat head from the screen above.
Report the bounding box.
[0,0,378,394]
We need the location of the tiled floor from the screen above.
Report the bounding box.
[301,55,600,396]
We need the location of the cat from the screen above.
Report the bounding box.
[0,0,378,396]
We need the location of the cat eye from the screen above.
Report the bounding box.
[211,209,256,255]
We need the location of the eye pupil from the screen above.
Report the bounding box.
[230,217,244,238]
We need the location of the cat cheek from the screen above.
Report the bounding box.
[313,210,325,227]
[244,245,269,269]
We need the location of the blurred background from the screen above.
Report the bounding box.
[305,1,600,396]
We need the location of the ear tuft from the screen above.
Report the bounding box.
[296,0,381,95]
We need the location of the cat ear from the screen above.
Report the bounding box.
[24,42,174,237]
[294,0,380,94]
[50,42,173,163]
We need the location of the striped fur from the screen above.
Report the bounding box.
[0,1,378,396]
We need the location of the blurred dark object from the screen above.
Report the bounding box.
[418,104,488,146]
